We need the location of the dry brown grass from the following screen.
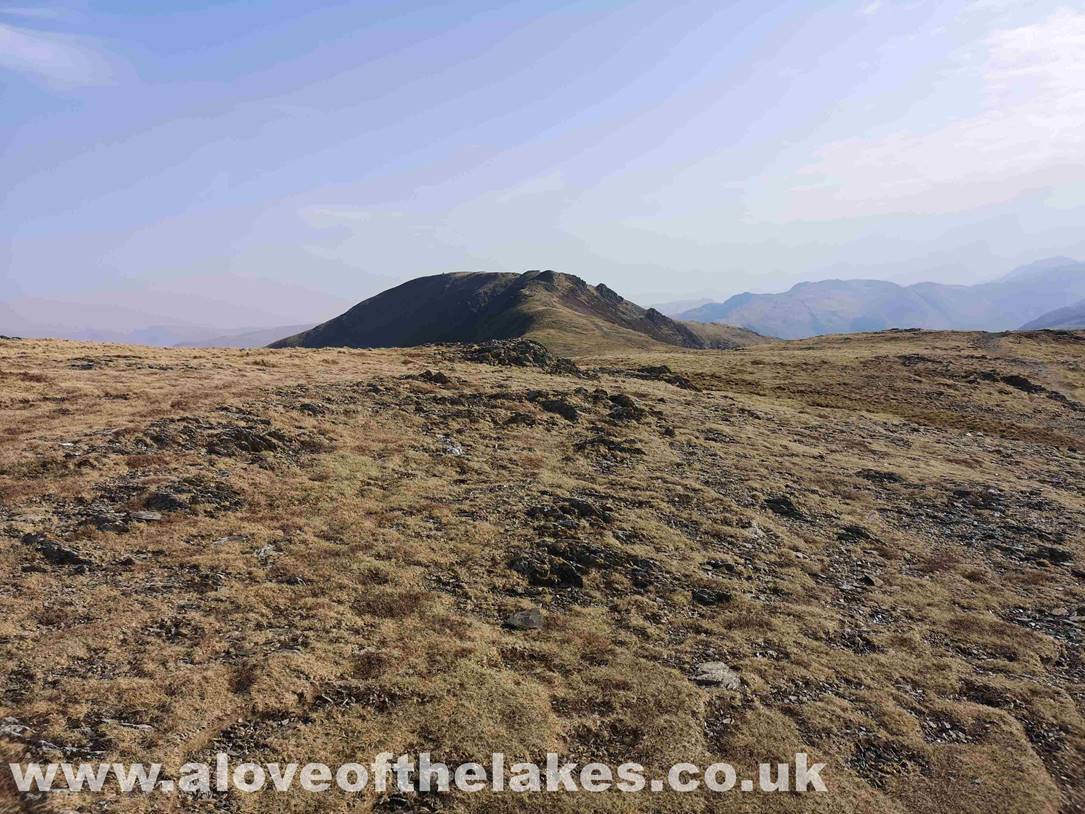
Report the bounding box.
[0,330,1082,813]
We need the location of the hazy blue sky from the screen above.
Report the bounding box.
[3,0,1085,325]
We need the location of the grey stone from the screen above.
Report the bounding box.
[440,437,464,456]
[692,661,741,689]
[22,534,93,568]
[504,608,545,630]
[212,534,247,545]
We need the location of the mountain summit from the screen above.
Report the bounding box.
[269,271,763,354]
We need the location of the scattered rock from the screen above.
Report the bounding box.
[692,661,742,689]
[536,397,579,422]
[210,536,247,549]
[509,551,584,589]
[100,718,154,733]
[439,436,464,456]
[608,393,647,422]
[527,497,612,527]
[504,608,545,630]
[848,735,929,789]
[857,469,904,485]
[463,339,584,377]
[703,558,740,575]
[125,414,317,460]
[692,588,733,606]
[0,720,30,738]
[209,426,286,455]
[82,505,129,532]
[764,494,808,521]
[746,521,766,539]
[838,525,874,543]
[979,371,1085,412]
[131,511,163,522]
[509,538,665,593]
[504,411,536,427]
[143,491,187,512]
[1034,545,1073,565]
[22,534,93,570]
[981,371,1044,394]
[632,365,700,391]
[417,370,451,385]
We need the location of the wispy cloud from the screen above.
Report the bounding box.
[0,7,79,22]
[0,18,111,87]
[768,8,1085,219]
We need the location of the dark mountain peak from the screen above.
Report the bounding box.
[522,269,588,287]
[595,283,624,304]
[269,271,710,355]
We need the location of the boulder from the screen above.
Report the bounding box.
[692,661,742,689]
[504,608,545,630]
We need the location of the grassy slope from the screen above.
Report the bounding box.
[513,282,677,356]
[0,331,1083,813]
[679,320,776,349]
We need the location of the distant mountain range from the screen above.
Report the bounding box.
[0,302,226,346]
[1021,300,1085,330]
[7,259,1083,351]
[0,309,310,348]
[0,297,312,348]
[177,324,313,348]
[270,270,769,355]
[650,297,715,317]
[680,257,1085,339]
[0,278,349,347]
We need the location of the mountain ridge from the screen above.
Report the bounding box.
[681,259,1085,339]
[1021,299,1085,330]
[270,270,767,355]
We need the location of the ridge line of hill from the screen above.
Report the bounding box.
[680,258,1085,339]
[269,270,772,355]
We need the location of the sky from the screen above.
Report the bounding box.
[3,0,1085,328]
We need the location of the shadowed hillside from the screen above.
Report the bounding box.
[270,271,767,356]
